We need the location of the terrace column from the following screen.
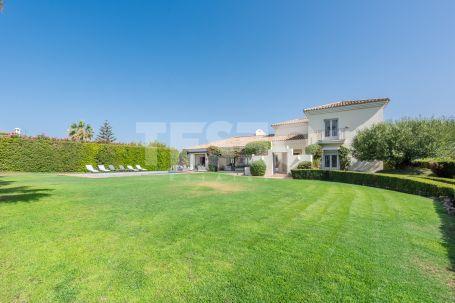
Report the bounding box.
[189,153,195,170]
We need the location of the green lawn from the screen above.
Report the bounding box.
[0,173,454,302]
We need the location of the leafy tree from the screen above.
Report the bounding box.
[170,148,179,167]
[206,146,222,171]
[221,147,244,168]
[244,141,271,156]
[305,144,322,160]
[0,0,4,12]
[179,150,189,166]
[96,120,116,143]
[338,145,351,170]
[305,144,322,168]
[68,121,94,142]
[352,118,455,168]
[207,145,222,156]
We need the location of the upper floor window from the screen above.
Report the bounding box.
[324,119,338,137]
[293,149,302,155]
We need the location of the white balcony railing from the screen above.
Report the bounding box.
[313,128,346,142]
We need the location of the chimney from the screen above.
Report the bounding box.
[255,129,266,136]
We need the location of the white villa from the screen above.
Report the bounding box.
[185,98,389,175]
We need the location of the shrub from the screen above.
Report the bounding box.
[414,158,455,178]
[250,160,267,176]
[291,169,455,198]
[0,137,176,172]
[434,161,455,178]
[244,141,271,156]
[297,161,312,169]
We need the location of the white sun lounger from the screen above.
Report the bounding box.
[136,165,147,171]
[118,165,126,171]
[127,165,139,172]
[86,165,99,173]
[108,165,116,171]
[98,165,110,172]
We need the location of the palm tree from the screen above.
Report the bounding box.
[68,121,94,142]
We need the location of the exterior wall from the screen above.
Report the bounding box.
[271,139,309,155]
[350,160,383,172]
[217,157,228,170]
[273,123,308,136]
[306,104,386,172]
[186,102,387,174]
[251,146,312,176]
[306,105,384,147]
[287,154,312,173]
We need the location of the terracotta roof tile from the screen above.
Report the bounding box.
[271,117,308,127]
[304,98,390,112]
[186,133,306,150]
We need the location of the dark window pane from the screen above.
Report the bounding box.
[325,155,330,167]
[325,120,331,137]
[332,120,338,136]
[331,155,337,168]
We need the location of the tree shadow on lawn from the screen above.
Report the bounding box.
[0,177,53,204]
[434,199,455,273]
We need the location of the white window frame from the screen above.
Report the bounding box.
[323,151,339,170]
[324,119,339,138]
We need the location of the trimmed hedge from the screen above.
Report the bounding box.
[0,137,177,172]
[291,169,455,198]
[297,161,312,169]
[417,176,455,185]
[250,160,267,176]
[413,158,455,178]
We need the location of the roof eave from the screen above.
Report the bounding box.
[304,99,390,114]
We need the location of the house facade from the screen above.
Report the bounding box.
[185,98,389,175]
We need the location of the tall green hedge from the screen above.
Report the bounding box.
[0,137,178,172]
[291,169,455,198]
[413,158,455,178]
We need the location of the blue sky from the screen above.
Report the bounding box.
[1,0,454,145]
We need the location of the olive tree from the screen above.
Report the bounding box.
[244,141,271,156]
[305,144,322,168]
[352,118,455,168]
